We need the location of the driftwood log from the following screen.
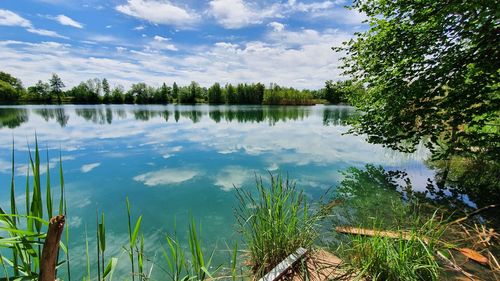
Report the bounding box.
[335,226,489,265]
[39,215,65,281]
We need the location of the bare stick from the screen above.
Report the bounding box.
[39,215,65,281]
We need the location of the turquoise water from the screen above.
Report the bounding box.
[0,104,433,278]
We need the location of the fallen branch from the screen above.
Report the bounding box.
[335,226,429,244]
[436,251,475,280]
[39,215,65,281]
[449,204,498,225]
[335,226,489,265]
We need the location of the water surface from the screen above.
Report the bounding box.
[0,104,433,278]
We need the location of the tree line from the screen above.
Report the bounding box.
[0,71,364,105]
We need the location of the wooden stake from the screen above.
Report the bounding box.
[39,215,65,281]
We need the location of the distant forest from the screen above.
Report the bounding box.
[0,71,365,105]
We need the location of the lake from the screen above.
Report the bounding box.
[0,104,434,278]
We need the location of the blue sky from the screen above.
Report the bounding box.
[0,0,366,89]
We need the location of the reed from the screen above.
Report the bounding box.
[0,138,68,279]
[126,197,143,281]
[161,218,220,281]
[235,173,322,277]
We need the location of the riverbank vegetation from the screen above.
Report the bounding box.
[0,71,363,106]
[330,165,499,280]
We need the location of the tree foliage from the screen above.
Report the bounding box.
[208,82,223,104]
[49,73,65,103]
[0,72,23,102]
[324,80,364,104]
[263,83,314,105]
[27,80,51,101]
[0,80,19,102]
[337,0,500,160]
[102,78,111,104]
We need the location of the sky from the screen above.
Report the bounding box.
[0,0,367,89]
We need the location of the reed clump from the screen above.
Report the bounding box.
[235,174,323,277]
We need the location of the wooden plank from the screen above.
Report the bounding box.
[258,247,308,281]
[335,226,429,244]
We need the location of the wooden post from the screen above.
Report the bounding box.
[39,215,65,281]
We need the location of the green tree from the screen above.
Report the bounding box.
[102,78,111,104]
[129,83,152,104]
[226,84,237,104]
[0,80,19,102]
[0,71,24,102]
[67,82,91,103]
[154,83,170,103]
[178,81,197,103]
[324,80,340,104]
[190,81,200,101]
[0,71,24,92]
[124,90,135,104]
[337,0,500,160]
[111,86,124,104]
[49,73,65,103]
[27,80,50,101]
[208,82,223,104]
[254,83,265,104]
[172,82,179,102]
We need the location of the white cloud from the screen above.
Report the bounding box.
[208,0,282,29]
[154,35,170,42]
[81,162,100,173]
[208,0,361,29]
[133,25,145,30]
[0,9,31,27]
[147,35,178,51]
[267,163,279,171]
[27,27,69,39]
[268,21,285,32]
[52,14,84,28]
[86,34,124,44]
[283,0,367,25]
[214,42,239,49]
[0,26,350,89]
[67,216,82,228]
[307,7,368,25]
[161,145,182,158]
[133,168,199,186]
[214,166,252,191]
[116,0,199,28]
[0,9,68,39]
[289,0,337,12]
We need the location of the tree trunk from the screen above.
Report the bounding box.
[39,215,65,281]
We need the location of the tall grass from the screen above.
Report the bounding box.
[340,213,445,281]
[0,138,68,280]
[126,197,143,280]
[162,218,220,281]
[235,174,322,277]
